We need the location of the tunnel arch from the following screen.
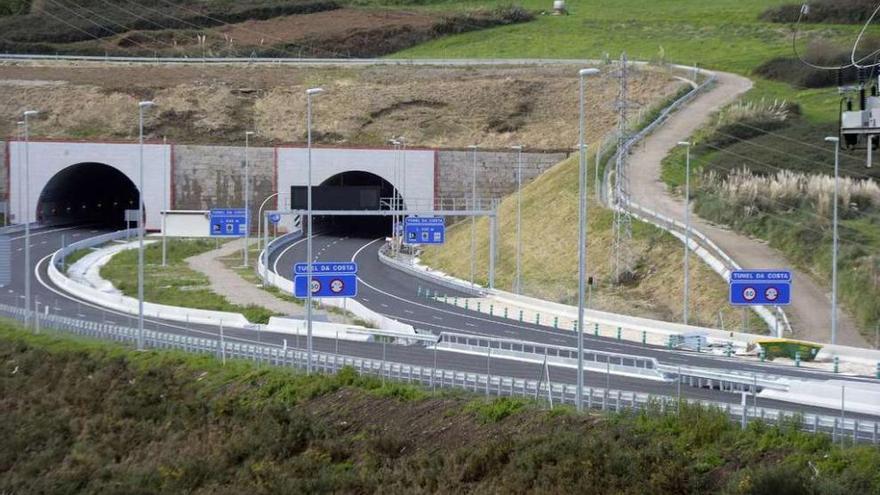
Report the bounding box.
[36,162,140,228]
[311,170,402,237]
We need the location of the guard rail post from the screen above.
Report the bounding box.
[641,331,646,345]
[834,356,839,374]
[594,323,599,337]
[795,352,801,367]
[616,327,622,340]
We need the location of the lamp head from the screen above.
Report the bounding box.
[677,141,691,147]
[306,88,324,96]
[138,101,156,109]
[23,110,38,117]
[579,68,600,77]
[245,131,255,136]
[825,136,840,143]
[510,145,523,151]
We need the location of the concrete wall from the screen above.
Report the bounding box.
[277,147,436,211]
[436,150,569,201]
[0,140,569,228]
[7,141,171,229]
[173,144,275,226]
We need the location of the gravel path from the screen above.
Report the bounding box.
[186,238,304,317]
[627,71,868,347]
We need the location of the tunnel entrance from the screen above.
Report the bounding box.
[291,171,400,237]
[37,162,139,228]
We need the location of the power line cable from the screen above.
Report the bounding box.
[45,0,170,51]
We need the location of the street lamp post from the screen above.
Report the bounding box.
[576,68,599,412]
[678,141,692,326]
[244,130,255,267]
[22,110,38,329]
[825,136,840,345]
[305,87,324,374]
[469,144,478,287]
[137,101,156,350]
[161,136,168,267]
[512,144,523,294]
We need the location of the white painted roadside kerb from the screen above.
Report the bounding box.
[51,231,393,342]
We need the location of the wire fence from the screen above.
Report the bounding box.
[3,300,877,444]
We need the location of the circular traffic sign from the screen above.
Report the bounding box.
[269,213,281,224]
[310,279,321,294]
[330,278,345,294]
[742,287,757,302]
[765,286,779,302]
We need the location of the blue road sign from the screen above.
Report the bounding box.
[294,262,358,298]
[268,213,281,224]
[404,216,445,245]
[729,270,792,306]
[210,208,248,237]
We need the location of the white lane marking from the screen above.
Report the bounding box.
[403,309,414,314]
[10,225,83,241]
[432,316,443,321]
[465,322,477,328]
[33,253,279,348]
[271,234,311,275]
[380,303,388,308]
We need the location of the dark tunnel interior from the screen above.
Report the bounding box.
[310,171,399,238]
[37,163,140,228]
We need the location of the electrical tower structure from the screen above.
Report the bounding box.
[612,52,635,283]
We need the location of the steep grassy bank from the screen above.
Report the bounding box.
[421,153,767,332]
[2,324,879,494]
[100,238,277,324]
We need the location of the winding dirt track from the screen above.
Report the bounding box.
[628,71,867,347]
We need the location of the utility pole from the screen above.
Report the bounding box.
[469,144,478,287]
[612,53,633,283]
[305,88,324,374]
[22,110,38,330]
[243,130,254,267]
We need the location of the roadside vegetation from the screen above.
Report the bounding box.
[422,149,768,333]
[100,238,278,324]
[2,323,879,494]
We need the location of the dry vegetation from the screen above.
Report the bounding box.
[0,61,681,148]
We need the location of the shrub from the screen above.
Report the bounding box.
[761,0,879,24]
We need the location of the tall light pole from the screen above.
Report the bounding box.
[161,136,168,267]
[468,144,478,287]
[389,138,400,253]
[576,68,599,412]
[305,87,323,374]
[512,144,523,294]
[15,121,24,228]
[243,130,255,267]
[22,110,38,328]
[137,101,156,350]
[826,136,840,345]
[678,141,692,326]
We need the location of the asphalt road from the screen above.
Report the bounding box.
[6,225,877,420]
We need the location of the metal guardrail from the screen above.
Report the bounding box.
[598,69,792,335]
[4,300,876,444]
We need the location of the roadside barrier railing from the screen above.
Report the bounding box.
[3,300,876,444]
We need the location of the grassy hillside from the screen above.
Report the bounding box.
[403,0,880,338]
[422,152,766,332]
[3,324,879,494]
